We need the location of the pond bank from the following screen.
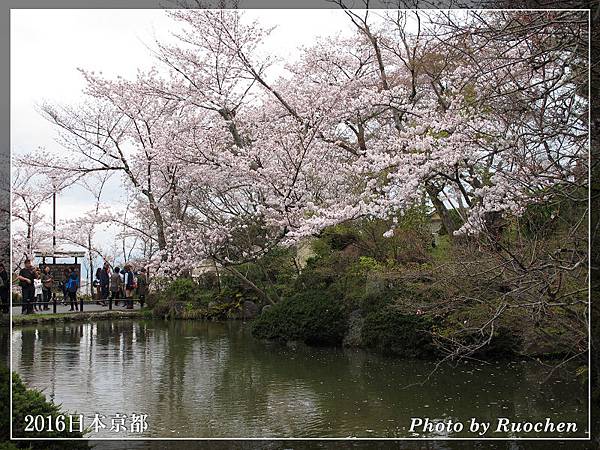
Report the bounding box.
[9,307,576,363]
[10,310,148,326]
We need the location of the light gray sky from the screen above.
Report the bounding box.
[10,8,362,278]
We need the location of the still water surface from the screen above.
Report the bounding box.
[11,320,587,438]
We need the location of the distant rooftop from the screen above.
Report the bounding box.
[33,250,86,258]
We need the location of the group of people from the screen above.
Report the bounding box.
[16,259,79,314]
[92,262,149,309]
[13,259,149,315]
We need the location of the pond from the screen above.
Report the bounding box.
[10,319,588,439]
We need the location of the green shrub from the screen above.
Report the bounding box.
[356,289,398,315]
[0,363,87,447]
[152,277,214,318]
[215,248,297,303]
[362,307,437,358]
[144,292,160,310]
[208,301,238,320]
[349,256,384,278]
[164,278,203,304]
[252,290,348,346]
[151,297,173,318]
[441,301,525,358]
[216,286,255,305]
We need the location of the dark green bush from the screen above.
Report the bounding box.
[151,297,173,318]
[294,259,339,292]
[144,292,160,310]
[362,307,437,358]
[0,363,87,447]
[216,286,256,304]
[320,225,359,250]
[471,327,523,358]
[251,290,348,346]
[356,289,398,315]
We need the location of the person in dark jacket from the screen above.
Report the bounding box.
[41,265,53,311]
[16,259,36,314]
[60,268,70,305]
[136,268,148,308]
[99,262,110,307]
[110,267,123,306]
[0,263,9,314]
[123,265,135,309]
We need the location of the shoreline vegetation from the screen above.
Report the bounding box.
[9,310,146,326]
[8,308,583,363]
[1,364,88,448]
[146,203,587,365]
[11,203,589,365]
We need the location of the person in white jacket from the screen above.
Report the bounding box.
[33,268,43,313]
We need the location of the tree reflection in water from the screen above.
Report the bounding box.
[10,320,588,439]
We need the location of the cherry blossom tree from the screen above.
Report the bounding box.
[26,8,587,298]
[57,172,114,291]
[0,152,10,265]
[11,163,73,267]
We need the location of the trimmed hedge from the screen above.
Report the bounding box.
[362,307,437,358]
[251,290,348,346]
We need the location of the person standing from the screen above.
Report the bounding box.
[66,267,79,311]
[136,268,148,308]
[93,267,102,304]
[99,262,110,307]
[60,268,70,305]
[0,263,9,314]
[16,259,35,314]
[123,265,135,309]
[41,265,54,311]
[33,269,43,312]
[119,267,125,303]
[110,267,123,305]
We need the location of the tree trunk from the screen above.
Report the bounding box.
[426,183,456,236]
[218,108,244,149]
[149,201,167,254]
[223,265,277,305]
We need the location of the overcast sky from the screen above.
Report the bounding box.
[10,8,365,278]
